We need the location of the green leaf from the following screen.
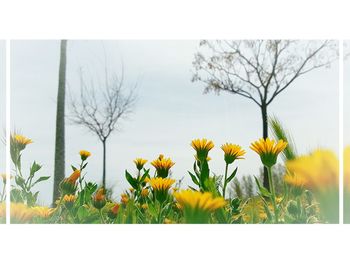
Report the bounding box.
[125,170,138,189]
[226,167,238,183]
[30,161,42,176]
[71,165,77,171]
[140,169,150,183]
[188,171,199,186]
[15,175,25,188]
[32,176,50,187]
[77,206,89,221]
[82,163,88,169]
[254,176,271,197]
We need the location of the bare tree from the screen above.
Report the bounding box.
[192,40,337,189]
[70,68,137,188]
[53,40,67,204]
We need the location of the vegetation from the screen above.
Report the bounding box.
[2,129,339,224]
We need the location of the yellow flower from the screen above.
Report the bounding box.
[133,158,147,170]
[151,155,175,178]
[286,149,339,223]
[121,193,129,205]
[10,203,35,223]
[67,170,81,184]
[141,188,149,197]
[93,188,106,209]
[32,206,55,218]
[174,190,226,213]
[63,194,77,203]
[164,218,173,224]
[147,177,175,192]
[79,150,91,161]
[241,198,267,223]
[141,203,148,210]
[221,143,246,164]
[191,138,214,161]
[147,177,175,203]
[284,173,307,194]
[13,134,33,146]
[250,138,288,167]
[286,149,338,190]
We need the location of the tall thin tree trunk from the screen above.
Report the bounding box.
[102,139,106,188]
[53,40,67,205]
[261,104,270,190]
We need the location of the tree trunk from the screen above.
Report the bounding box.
[102,139,107,188]
[52,40,67,205]
[261,104,270,190]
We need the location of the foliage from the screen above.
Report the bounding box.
[7,132,339,224]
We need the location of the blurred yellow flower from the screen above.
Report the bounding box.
[133,158,147,170]
[286,149,338,190]
[287,149,339,223]
[284,173,307,188]
[32,206,55,218]
[151,155,175,178]
[191,138,214,161]
[141,203,148,210]
[141,188,149,197]
[250,138,287,167]
[121,193,129,205]
[221,143,245,164]
[79,150,91,161]
[174,190,226,213]
[10,203,35,223]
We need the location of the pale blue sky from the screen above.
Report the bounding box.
[10,40,339,205]
[344,41,350,145]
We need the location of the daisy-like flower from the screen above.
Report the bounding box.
[121,193,129,205]
[93,188,106,209]
[79,150,91,161]
[250,138,288,167]
[133,158,147,171]
[12,134,33,147]
[173,190,226,223]
[221,143,246,164]
[151,154,175,178]
[146,177,175,203]
[60,170,81,195]
[191,138,214,162]
[108,203,120,219]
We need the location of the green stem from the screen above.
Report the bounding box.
[267,166,278,223]
[223,163,229,199]
[99,209,106,224]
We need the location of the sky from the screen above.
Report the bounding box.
[10,40,339,205]
[344,41,350,145]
